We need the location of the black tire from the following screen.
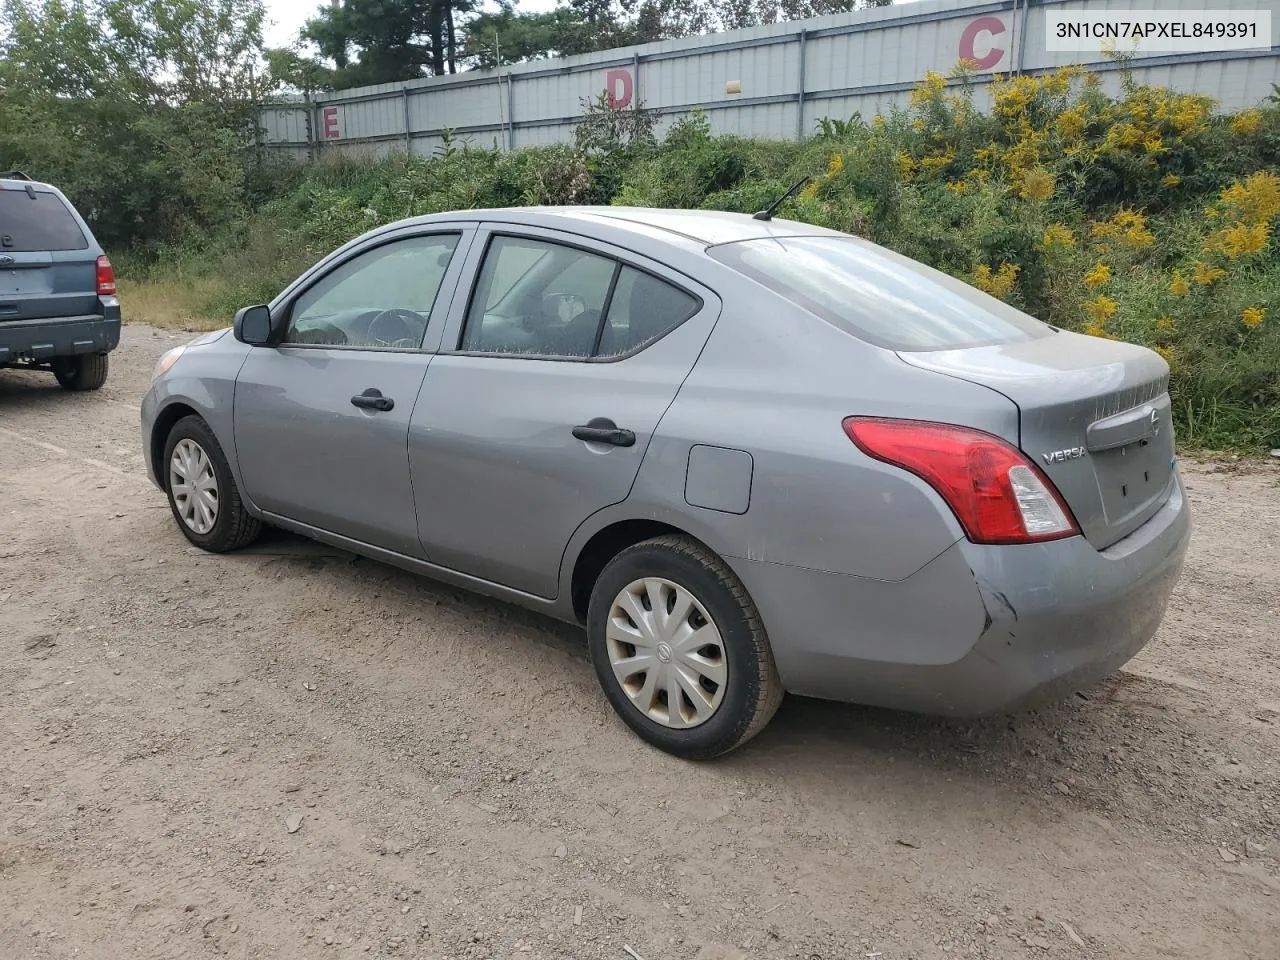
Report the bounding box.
[53,353,108,390]
[162,414,261,553]
[587,535,784,759]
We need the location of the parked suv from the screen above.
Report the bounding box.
[0,172,120,390]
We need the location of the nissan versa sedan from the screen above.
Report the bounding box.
[140,207,1190,758]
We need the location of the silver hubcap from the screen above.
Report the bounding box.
[606,577,727,729]
[169,438,219,535]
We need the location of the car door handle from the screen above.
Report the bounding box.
[351,388,394,412]
[572,418,635,447]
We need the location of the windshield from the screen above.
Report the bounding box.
[707,236,1052,351]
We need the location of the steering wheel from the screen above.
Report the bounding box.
[367,308,426,348]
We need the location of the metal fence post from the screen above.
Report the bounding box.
[507,74,516,150]
[796,29,807,141]
[1016,0,1032,75]
[403,87,412,154]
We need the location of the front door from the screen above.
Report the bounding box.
[234,228,471,556]
[409,227,721,598]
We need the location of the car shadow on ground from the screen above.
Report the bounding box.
[249,525,1215,830]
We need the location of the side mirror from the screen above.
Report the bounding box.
[234,304,273,345]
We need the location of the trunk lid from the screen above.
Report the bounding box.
[899,331,1175,549]
[0,252,99,321]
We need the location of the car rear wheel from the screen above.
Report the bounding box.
[587,535,783,759]
[53,353,108,390]
[163,415,261,552]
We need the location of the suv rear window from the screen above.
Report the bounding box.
[0,189,88,252]
[707,236,1051,351]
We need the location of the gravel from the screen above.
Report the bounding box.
[0,324,1277,960]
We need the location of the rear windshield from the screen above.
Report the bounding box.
[707,236,1052,351]
[0,189,89,252]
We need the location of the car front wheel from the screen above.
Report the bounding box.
[587,535,784,759]
[163,414,261,552]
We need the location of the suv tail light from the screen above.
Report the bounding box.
[843,417,1079,545]
[96,255,116,296]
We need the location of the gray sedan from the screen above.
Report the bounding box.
[141,207,1190,758]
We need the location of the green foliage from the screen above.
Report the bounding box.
[132,67,1279,450]
[0,0,268,250]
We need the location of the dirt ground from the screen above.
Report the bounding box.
[2,325,1278,960]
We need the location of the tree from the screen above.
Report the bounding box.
[461,3,579,69]
[304,0,478,88]
[0,0,270,248]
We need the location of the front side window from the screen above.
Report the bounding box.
[460,236,698,359]
[284,233,460,348]
[708,236,1052,352]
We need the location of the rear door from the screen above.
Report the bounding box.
[409,225,721,598]
[0,185,98,322]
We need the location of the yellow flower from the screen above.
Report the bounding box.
[991,75,1039,119]
[1092,210,1155,249]
[945,180,968,194]
[1083,262,1111,288]
[910,71,947,108]
[1192,261,1227,286]
[1124,222,1155,249]
[825,153,845,178]
[1169,273,1190,296]
[1231,110,1262,135]
[1017,167,1055,202]
[1056,107,1087,142]
[1210,221,1270,259]
[1242,307,1266,328]
[974,262,1020,299]
[895,151,916,181]
[917,148,957,175]
[872,114,885,128]
[1161,174,1181,188]
[1218,172,1280,226]
[1155,316,1175,333]
[799,181,819,200]
[1143,135,1165,154]
[1083,321,1109,338]
[1084,294,1118,324]
[1042,224,1076,250]
[1167,94,1212,135]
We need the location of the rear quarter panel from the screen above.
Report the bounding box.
[624,272,1023,582]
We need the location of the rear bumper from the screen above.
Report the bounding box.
[0,313,121,364]
[729,473,1191,716]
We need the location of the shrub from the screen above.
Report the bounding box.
[137,70,1279,449]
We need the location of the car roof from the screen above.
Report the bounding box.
[407,205,846,248]
[0,173,53,190]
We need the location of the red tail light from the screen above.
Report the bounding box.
[96,255,116,296]
[843,417,1079,545]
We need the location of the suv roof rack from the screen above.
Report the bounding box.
[0,170,34,181]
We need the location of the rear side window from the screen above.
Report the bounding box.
[596,266,699,357]
[460,236,698,359]
[707,236,1051,351]
[0,190,88,252]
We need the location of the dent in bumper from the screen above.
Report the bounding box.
[729,475,1191,716]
